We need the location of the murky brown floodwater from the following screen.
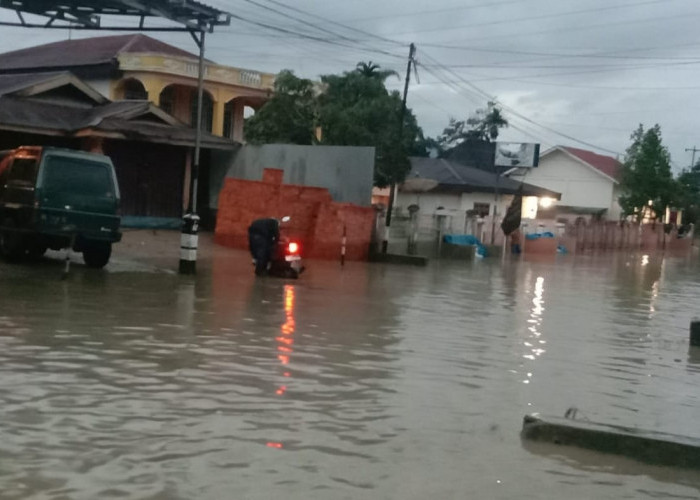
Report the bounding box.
[1,241,700,499]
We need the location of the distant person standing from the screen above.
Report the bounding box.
[248,218,280,276]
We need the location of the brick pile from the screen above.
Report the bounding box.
[215,168,375,261]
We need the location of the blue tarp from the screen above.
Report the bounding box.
[443,234,487,258]
[525,231,555,240]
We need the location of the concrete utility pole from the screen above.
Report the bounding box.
[685,146,700,169]
[383,42,416,254]
[179,29,206,275]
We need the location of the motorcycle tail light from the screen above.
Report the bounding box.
[287,241,299,255]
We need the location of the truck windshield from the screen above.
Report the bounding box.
[43,156,113,196]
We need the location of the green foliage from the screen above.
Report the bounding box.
[244,70,317,145]
[318,70,420,186]
[244,63,426,187]
[618,124,675,221]
[676,161,700,224]
[431,102,508,156]
[355,61,399,82]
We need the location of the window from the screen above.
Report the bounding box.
[190,91,213,132]
[122,79,148,100]
[222,101,234,139]
[473,202,490,217]
[159,86,175,115]
[43,157,113,196]
[8,158,38,186]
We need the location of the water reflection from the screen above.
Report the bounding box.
[0,247,699,498]
[521,274,547,385]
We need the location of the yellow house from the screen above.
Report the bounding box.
[0,34,276,141]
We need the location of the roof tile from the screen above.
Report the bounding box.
[561,146,621,181]
[0,34,198,71]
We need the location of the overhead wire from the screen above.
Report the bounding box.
[206,0,675,157]
[418,50,623,155]
[379,0,675,37]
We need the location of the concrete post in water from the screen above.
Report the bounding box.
[691,320,700,346]
[179,213,199,275]
[407,204,419,255]
[341,224,347,266]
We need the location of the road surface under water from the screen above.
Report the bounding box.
[0,240,699,499]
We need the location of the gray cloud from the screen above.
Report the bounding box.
[1,0,699,169]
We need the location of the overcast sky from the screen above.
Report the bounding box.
[2,0,699,170]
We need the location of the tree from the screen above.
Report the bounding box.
[355,61,399,82]
[467,102,508,142]
[618,124,675,221]
[432,102,508,156]
[244,70,317,145]
[318,68,422,187]
[676,161,700,224]
[244,63,425,187]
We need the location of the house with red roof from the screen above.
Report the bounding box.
[508,145,623,221]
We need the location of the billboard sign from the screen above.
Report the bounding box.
[495,142,540,168]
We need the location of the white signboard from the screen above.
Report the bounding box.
[495,142,540,168]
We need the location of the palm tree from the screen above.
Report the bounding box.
[355,61,399,82]
[466,101,508,141]
[482,102,508,141]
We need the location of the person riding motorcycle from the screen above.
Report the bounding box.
[248,217,280,276]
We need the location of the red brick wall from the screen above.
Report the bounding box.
[215,168,374,261]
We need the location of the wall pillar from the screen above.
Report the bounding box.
[211,99,226,136]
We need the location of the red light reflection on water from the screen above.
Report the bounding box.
[266,442,283,449]
[276,285,295,386]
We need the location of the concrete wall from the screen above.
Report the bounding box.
[394,190,513,233]
[213,144,375,209]
[84,78,112,98]
[511,149,616,211]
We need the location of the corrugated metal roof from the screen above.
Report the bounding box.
[0,34,200,72]
[0,72,236,150]
[561,146,621,181]
[0,72,67,95]
[408,157,561,199]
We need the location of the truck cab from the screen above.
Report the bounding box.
[0,146,121,268]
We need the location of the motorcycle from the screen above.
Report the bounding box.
[268,236,305,279]
[249,216,305,279]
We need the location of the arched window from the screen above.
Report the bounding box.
[190,90,213,133]
[121,79,148,100]
[159,86,176,115]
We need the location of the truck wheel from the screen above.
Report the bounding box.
[82,241,111,268]
[0,217,25,261]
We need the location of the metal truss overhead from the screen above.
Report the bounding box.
[0,0,231,32]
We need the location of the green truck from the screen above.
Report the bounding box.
[0,146,121,268]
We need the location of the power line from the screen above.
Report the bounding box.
[418,50,623,155]
[383,0,673,37]
[421,40,700,62]
[422,11,700,46]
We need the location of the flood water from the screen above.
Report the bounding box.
[1,241,700,499]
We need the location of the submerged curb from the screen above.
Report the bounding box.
[521,413,700,469]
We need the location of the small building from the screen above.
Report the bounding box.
[0,34,276,141]
[508,146,622,221]
[389,157,560,250]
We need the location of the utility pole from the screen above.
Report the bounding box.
[382,42,416,254]
[685,146,699,169]
[179,29,206,275]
